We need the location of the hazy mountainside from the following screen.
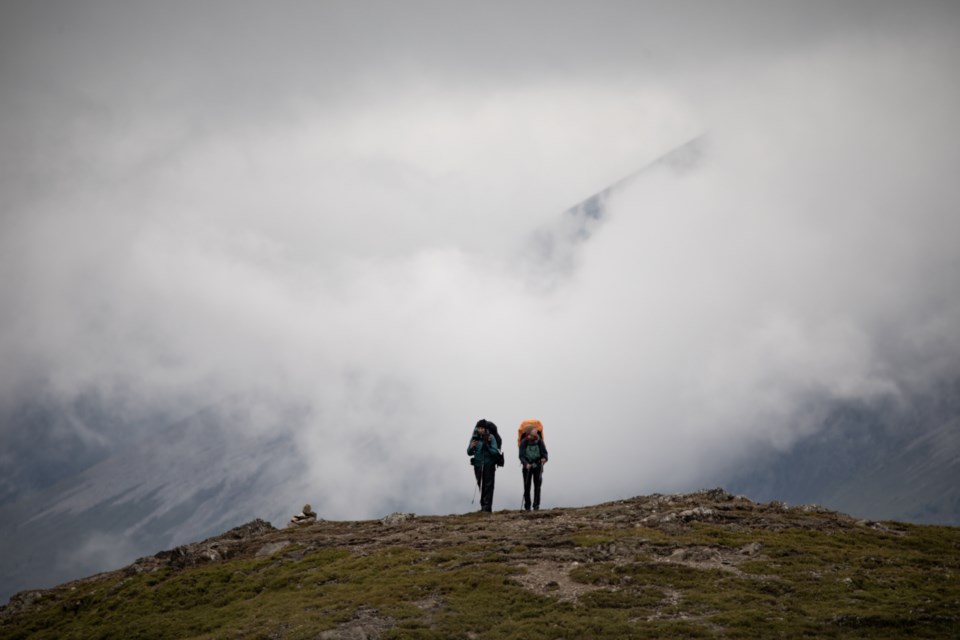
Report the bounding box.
[2,489,957,639]
[0,404,307,604]
[0,392,131,507]
[522,135,705,288]
[726,380,960,525]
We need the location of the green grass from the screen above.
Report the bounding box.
[3,503,958,639]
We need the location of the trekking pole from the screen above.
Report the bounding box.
[471,466,478,505]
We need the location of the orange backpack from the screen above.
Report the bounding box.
[517,419,545,446]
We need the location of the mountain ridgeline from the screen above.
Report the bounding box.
[2,489,958,639]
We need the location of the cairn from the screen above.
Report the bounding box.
[288,503,318,527]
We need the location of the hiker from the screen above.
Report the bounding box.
[518,421,548,511]
[468,419,501,512]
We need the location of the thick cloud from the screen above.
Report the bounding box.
[1,1,958,519]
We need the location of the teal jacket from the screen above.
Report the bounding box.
[467,429,500,467]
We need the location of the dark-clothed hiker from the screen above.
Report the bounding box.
[468,419,500,512]
[519,426,548,511]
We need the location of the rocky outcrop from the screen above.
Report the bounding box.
[380,512,415,527]
[288,503,318,527]
[316,606,395,639]
[128,518,276,573]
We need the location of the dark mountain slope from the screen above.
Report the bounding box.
[0,404,305,604]
[726,380,960,525]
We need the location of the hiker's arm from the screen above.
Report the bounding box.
[467,432,478,456]
[539,440,548,462]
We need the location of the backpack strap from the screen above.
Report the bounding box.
[519,435,543,465]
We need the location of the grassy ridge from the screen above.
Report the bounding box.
[2,491,958,639]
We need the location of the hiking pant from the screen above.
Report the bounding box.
[474,464,496,512]
[523,466,542,510]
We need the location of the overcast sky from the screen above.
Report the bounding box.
[2,1,959,517]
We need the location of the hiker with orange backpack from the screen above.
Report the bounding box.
[518,420,548,511]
